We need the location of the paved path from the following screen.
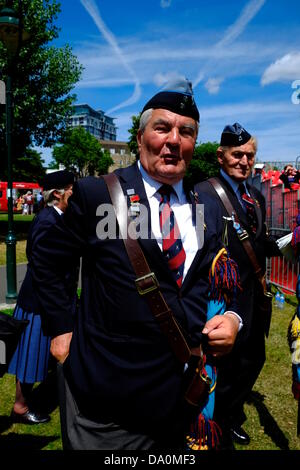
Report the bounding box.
[0,263,27,309]
[0,261,82,310]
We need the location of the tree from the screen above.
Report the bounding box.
[51,126,114,177]
[127,114,140,158]
[13,148,46,182]
[0,0,83,180]
[185,142,220,186]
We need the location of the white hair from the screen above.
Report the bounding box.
[42,188,66,207]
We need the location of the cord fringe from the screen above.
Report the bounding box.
[209,248,241,304]
[186,413,222,450]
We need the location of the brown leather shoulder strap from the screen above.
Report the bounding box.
[102,172,191,364]
[208,177,264,283]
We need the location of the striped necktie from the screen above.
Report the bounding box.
[158,184,186,287]
[238,184,257,233]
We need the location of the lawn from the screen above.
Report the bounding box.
[0,240,28,265]
[0,297,300,451]
[0,214,33,264]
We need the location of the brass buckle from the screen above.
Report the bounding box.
[238,230,249,241]
[135,272,159,295]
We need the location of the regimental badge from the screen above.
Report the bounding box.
[190,190,207,231]
[128,193,140,216]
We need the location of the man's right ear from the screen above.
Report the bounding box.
[137,130,142,153]
[216,148,223,165]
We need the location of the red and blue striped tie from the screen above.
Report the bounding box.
[238,184,258,233]
[158,185,186,287]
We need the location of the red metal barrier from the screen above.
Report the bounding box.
[257,177,299,294]
[268,257,298,294]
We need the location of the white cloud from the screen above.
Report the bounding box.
[153,72,186,87]
[160,0,172,8]
[204,77,224,95]
[80,0,141,114]
[194,0,266,87]
[74,35,280,93]
[261,52,300,85]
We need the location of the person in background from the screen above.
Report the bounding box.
[8,170,77,424]
[279,165,300,190]
[24,191,34,215]
[197,122,281,448]
[30,79,241,450]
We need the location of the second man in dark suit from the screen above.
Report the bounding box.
[197,123,281,447]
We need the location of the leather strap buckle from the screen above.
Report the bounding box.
[135,272,159,295]
[238,230,249,241]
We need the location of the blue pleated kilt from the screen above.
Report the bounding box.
[7,305,51,383]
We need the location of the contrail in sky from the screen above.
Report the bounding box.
[193,0,266,87]
[80,0,141,114]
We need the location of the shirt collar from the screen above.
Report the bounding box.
[53,205,63,216]
[220,169,247,196]
[138,160,185,202]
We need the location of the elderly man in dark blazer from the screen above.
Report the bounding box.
[31,80,241,450]
[197,123,281,447]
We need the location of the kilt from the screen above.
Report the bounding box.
[7,305,51,383]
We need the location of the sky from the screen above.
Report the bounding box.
[40,0,300,165]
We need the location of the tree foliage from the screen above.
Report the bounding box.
[51,126,114,178]
[13,148,46,182]
[127,114,140,158]
[0,0,83,180]
[185,142,220,186]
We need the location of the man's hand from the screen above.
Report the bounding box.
[50,332,73,364]
[202,313,240,357]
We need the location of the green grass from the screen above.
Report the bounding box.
[0,214,34,245]
[0,297,299,450]
[235,296,300,450]
[0,240,28,265]
[0,214,34,222]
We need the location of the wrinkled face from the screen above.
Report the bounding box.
[137,109,198,185]
[56,184,73,212]
[217,141,256,182]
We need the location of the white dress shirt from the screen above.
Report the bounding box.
[137,162,243,329]
[138,161,198,281]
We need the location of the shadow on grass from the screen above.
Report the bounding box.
[247,390,290,450]
[0,432,59,450]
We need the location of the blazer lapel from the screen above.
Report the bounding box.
[180,187,208,290]
[218,175,250,229]
[248,185,263,238]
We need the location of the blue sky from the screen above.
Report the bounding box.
[41,0,300,165]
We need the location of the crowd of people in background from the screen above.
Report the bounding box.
[14,191,44,215]
[254,163,300,191]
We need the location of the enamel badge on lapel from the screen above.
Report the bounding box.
[190,190,207,231]
[127,189,140,216]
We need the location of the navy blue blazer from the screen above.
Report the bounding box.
[18,206,78,315]
[196,175,280,333]
[31,164,238,437]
